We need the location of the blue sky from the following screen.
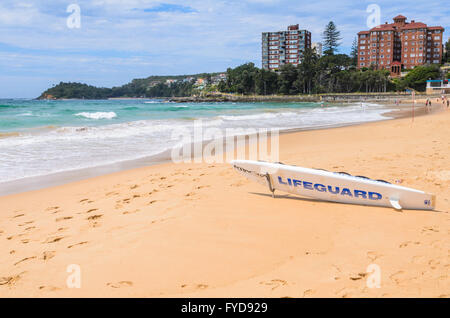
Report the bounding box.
[0,0,448,98]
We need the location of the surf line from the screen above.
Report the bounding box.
[278,176,382,200]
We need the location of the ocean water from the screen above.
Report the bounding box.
[0,99,389,184]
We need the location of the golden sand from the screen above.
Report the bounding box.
[0,106,449,297]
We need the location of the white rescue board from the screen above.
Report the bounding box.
[231,160,436,211]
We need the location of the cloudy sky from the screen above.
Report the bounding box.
[0,0,448,98]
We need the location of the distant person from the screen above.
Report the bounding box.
[447,100,449,108]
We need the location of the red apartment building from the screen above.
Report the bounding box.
[357,15,444,76]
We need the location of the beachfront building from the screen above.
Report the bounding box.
[426,79,450,95]
[262,24,311,70]
[312,42,323,57]
[357,15,445,77]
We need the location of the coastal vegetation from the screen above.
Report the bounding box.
[38,73,216,100]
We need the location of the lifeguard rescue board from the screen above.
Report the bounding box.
[231,160,436,211]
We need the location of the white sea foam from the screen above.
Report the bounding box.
[16,112,33,117]
[0,102,388,184]
[75,112,117,119]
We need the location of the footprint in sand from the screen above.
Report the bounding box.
[399,241,411,248]
[367,251,382,261]
[335,287,359,298]
[18,221,34,227]
[389,270,417,285]
[230,180,246,187]
[56,216,73,222]
[87,215,103,221]
[303,289,315,297]
[196,284,208,290]
[14,256,37,266]
[85,209,98,214]
[421,226,439,234]
[12,214,25,219]
[44,236,65,244]
[41,251,56,260]
[79,199,89,203]
[122,209,140,215]
[107,281,133,288]
[39,286,61,292]
[0,272,26,287]
[259,279,287,291]
[349,273,367,281]
[67,241,88,249]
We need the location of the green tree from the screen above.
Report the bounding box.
[397,65,440,91]
[350,37,358,66]
[255,69,279,95]
[278,64,299,95]
[444,38,450,63]
[322,21,342,55]
[295,48,319,94]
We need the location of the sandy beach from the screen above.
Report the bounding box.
[0,101,449,298]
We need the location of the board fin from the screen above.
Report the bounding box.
[265,173,275,198]
[389,198,402,210]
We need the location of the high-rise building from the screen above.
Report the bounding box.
[312,42,323,57]
[357,15,444,76]
[262,24,311,70]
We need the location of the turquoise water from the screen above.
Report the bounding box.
[0,99,388,184]
[0,99,322,133]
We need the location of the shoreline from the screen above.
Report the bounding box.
[34,92,440,103]
[0,102,448,297]
[0,101,429,197]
